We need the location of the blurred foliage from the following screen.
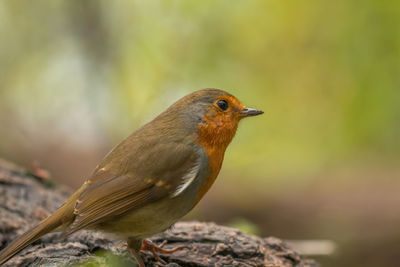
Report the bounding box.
[0,1,399,267]
[227,217,261,236]
[0,0,399,182]
[70,250,133,267]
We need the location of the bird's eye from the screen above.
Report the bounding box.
[216,100,228,111]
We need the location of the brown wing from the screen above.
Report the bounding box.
[62,139,201,236]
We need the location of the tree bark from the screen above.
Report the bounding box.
[0,159,318,267]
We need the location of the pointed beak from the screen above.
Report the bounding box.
[239,107,264,117]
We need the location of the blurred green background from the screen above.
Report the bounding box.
[1,1,400,266]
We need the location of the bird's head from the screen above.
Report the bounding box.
[165,88,263,149]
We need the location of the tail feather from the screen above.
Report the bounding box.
[0,181,85,265]
[0,216,61,265]
[0,213,63,265]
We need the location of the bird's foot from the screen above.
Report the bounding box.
[141,239,183,265]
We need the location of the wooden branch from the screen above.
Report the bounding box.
[0,159,318,267]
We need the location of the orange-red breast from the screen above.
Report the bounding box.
[0,88,263,266]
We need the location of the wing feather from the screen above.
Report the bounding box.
[62,139,202,236]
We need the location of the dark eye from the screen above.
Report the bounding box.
[216,99,228,111]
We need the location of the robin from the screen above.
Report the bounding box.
[0,88,263,266]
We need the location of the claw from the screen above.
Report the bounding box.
[159,240,167,248]
[141,239,184,264]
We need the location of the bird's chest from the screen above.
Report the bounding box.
[195,116,236,203]
[194,147,224,204]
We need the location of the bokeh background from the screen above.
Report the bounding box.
[1,1,399,266]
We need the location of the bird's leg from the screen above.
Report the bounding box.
[141,239,183,264]
[127,238,145,267]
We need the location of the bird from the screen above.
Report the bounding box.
[0,88,263,266]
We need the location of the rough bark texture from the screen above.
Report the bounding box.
[0,159,318,267]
